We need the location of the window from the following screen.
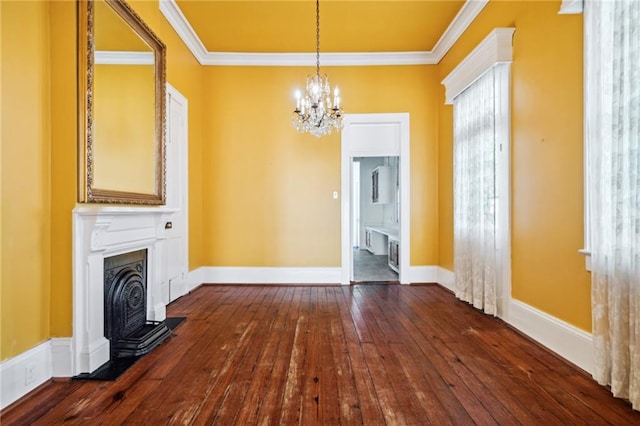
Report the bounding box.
[583,0,639,409]
[583,0,639,268]
[442,28,514,317]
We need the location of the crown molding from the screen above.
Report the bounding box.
[159,0,208,63]
[441,27,515,104]
[160,0,487,67]
[94,51,154,65]
[558,0,583,15]
[431,0,489,62]
[200,51,438,67]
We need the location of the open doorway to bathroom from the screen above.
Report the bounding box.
[352,156,400,283]
[340,113,410,285]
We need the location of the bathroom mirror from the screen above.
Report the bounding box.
[78,0,166,204]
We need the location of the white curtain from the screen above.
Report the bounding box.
[453,68,498,316]
[585,0,640,410]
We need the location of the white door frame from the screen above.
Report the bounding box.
[340,113,410,284]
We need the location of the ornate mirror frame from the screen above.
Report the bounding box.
[78,0,166,205]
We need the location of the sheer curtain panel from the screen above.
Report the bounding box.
[453,68,498,316]
[585,0,640,410]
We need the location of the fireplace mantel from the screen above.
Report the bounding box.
[72,205,176,374]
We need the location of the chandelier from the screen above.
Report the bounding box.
[292,0,343,138]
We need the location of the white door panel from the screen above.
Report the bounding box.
[165,84,189,303]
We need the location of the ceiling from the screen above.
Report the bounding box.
[174,1,466,54]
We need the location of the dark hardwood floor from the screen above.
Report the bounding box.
[2,284,639,425]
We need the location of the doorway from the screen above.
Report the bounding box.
[340,113,410,284]
[164,84,189,303]
[352,156,400,282]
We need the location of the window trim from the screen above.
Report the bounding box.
[555,1,590,270]
[441,28,515,105]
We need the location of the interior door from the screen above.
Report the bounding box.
[165,85,188,303]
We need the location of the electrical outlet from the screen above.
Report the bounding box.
[25,364,36,385]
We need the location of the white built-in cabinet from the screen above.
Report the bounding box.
[365,227,388,255]
[365,226,399,272]
[388,238,399,272]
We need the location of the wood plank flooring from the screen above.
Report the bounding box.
[2,284,639,425]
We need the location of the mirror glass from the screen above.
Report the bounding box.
[79,0,166,204]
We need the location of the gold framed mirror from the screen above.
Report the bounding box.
[78,0,166,204]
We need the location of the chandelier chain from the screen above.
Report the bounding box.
[291,0,343,137]
[316,0,320,77]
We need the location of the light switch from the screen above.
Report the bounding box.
[332,191,338,199]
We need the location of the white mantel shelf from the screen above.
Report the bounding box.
[74,205,179,215]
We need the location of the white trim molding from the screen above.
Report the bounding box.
[508,299,594,374]
[50,338,74,378]
[437,267,455,292]
[160,0,488,66]
[431,0,490,62]
[407,266,455,292]
[559,0,583,15]
[200,51,439,67]
[409,266,439,284]
[0,341,52,410]
[578,248,592,271]
[441,27,516,104]
[94,51,154,65]
[186,267,204,292]
[188,265,456,288]
[159,0,208,61]
[198,267,342,285]
[0,338,74,410]
[340,113,411,285]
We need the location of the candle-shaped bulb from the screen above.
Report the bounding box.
[334,87,340,108]
[295,90,301,110]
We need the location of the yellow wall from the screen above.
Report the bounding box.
[202,65,440,267]
[437,0,591,331]
[49,0,77,339]
[128,0,206,270]
[93,64,156,194]
[1,0,205,360]
[1,0,592,363]
[1,0,52,358]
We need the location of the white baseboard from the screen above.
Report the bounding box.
[407,266,454,292]
[186,267,204,292]
[188,265,454,288]
[1,340,53,410]
[436,267,455,292]
[50,338,73,377]
[408,265,438,283]
[170,276,189,300]
[197,266,342,285]
[151,303,167,322]
[79,337,110,375]
[507,298,593,374]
